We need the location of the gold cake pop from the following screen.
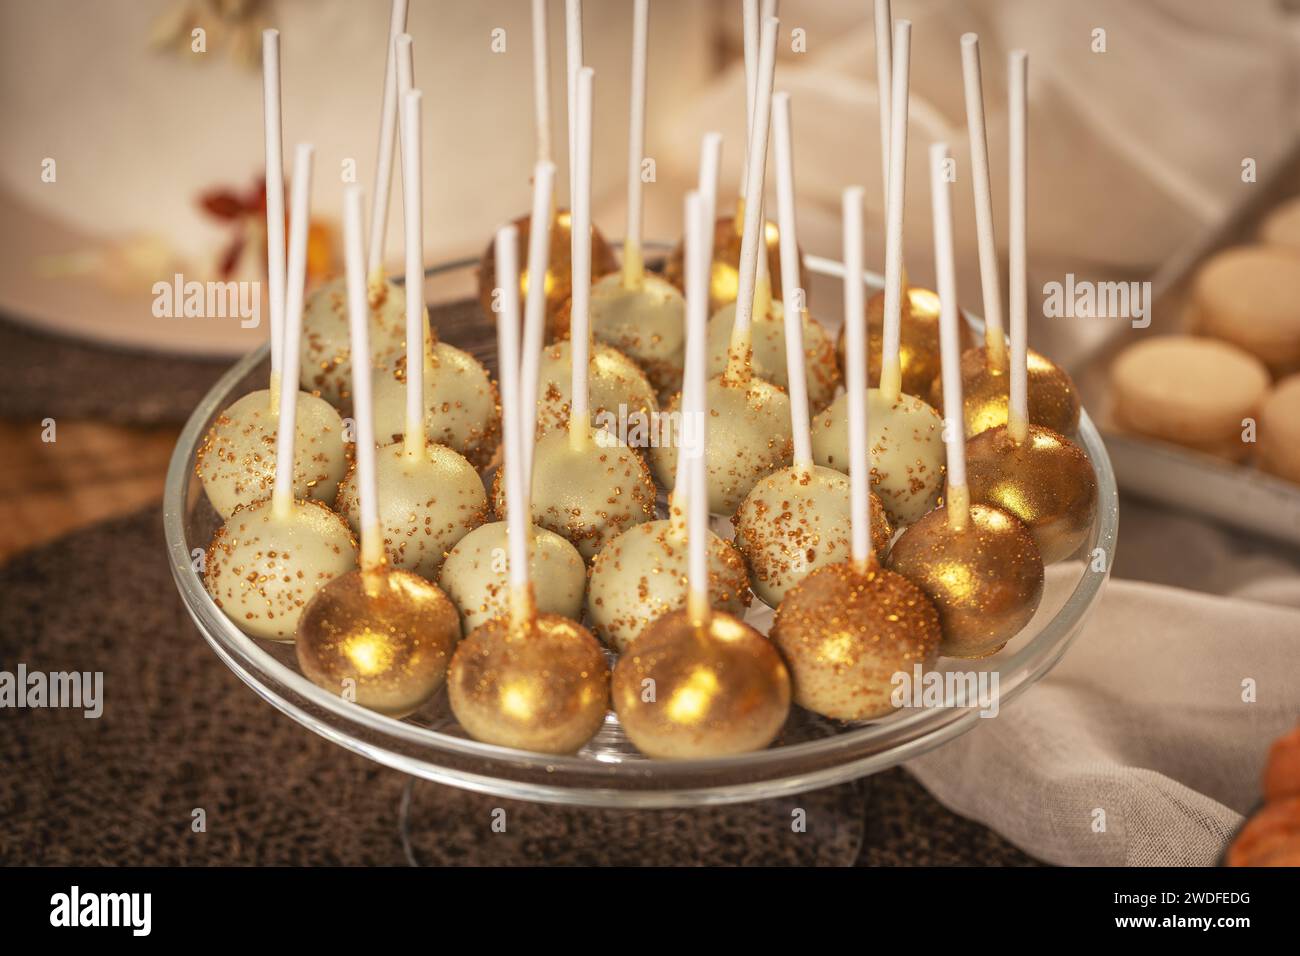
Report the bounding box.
[836,286,969,402]
[888,144,1043,659]
[962,50,1097,566]
[664,208,798,318]
[296,179,460,717]
[932,345,1080,439]
[964,424,1096,565]
[446,218,610,755]
[612,183,789,760]
[771,184,940,722]
[476,209,617,337]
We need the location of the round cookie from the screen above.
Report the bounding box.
[706,300,840,412]
[1191,245,1300,372]
[1111,335,1268,459]
[439,521,586,633]
[1259,373,1300,484]
[196,389,348,520]
[1260,197,1300,255]
[372,341,502,469]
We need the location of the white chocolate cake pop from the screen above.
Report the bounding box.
[205,146,358,641]
[581,0,686,397]
[734,92,891,607]
[300,275,409,408]
[512,67,657,562]
[653,14,792,515]
[441,161,587,633]
[533,338,657,436]
[336,89,487,580]
[197,33,348,521]
[705,301,839,413]
[811,21,944,527]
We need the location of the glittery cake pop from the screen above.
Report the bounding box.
[502,67,656,561]
[650,14,793,515]
[930,34,1079,439]
[812,21,944,527]
[734,91,891,608]
[612,186,790,759]
[447,222,609,754]
[197,33,347,520]
[441,162,586,632]
[587,180,752,655]
[888,144,1043,659]
[297,179,460,717]
[205,146,358,642]
[771,185,940,722]
[964,52,1096,564]
[476,0,616,332]
[336,89,487,580]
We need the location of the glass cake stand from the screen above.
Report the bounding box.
[163,250,1119,809]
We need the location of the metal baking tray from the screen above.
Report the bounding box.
[1072,141,1300,546]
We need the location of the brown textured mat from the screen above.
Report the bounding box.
[0,504,1040,866]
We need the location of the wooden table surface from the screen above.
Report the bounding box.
[0,417,178,563]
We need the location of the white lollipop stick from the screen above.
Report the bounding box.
[684,190,711,627]
[961,34,1007,370]
[272,144,314,521]
[930,143,968,532]
[521,161,556,488]
[622,0,649,287]
[724,14,780,383]
[565,0,583,202]
[772,92,811,470]
[396,34,414,102]
[343,186,383,570]
[671,133,723,513]
[879,19,911,404]
[568,66,595,449]
[874,0,892,207]
[531,0,553,165]
[366,0,410,283]
[400,88,426,459]
[739,0,757,202]
[261,30,286,408]
[843,186,873,570]
[1008,50,1030,444]
[495,224,532,628]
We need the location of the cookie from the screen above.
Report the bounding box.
[1110,335,1268,459]
[1258,373,1300,484]
[1260,196,1300,254]
[1190,245,1300,373]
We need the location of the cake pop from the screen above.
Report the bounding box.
[205,146,358,642]
[663,0,801,316]
[561,0,687,398]
[612,188,790,759]
[835,0,950,399]
[299,2,411,406]
[587,158,752,654]
[734,91,891,608]
[336,90,487,580]
[771,186,941,722]
[196,32,348,520]
[887,144,1043,659]
[441,162,586,632]
[931,34,1079,439]
[532,340,657,437]
[651,14,793,515]
[965,53,1097,565]
[297,182,460,717]
[447,223,609,754]
[475,0,616,331]
[812,21,945,527]
[503,67,656,561]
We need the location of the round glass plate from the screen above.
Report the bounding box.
[163,250,1119,808]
